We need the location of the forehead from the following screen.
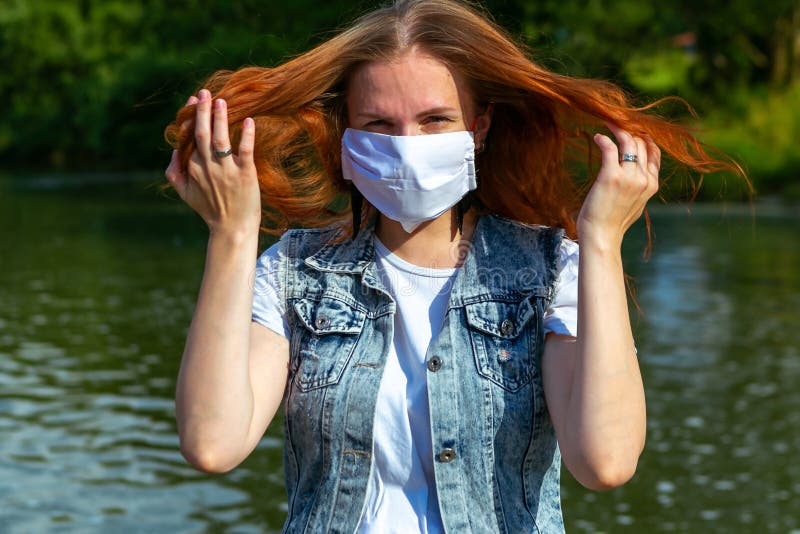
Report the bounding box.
[346,49,469,114]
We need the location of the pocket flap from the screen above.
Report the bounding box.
[465,296,537,339]
[293,295,366,335]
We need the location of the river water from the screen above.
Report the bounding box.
[1,177,798,533]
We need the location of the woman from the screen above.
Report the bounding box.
[164,1,739,532]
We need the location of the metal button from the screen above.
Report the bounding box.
[437,448,456,463]
[427,355,443,372]
[500,319,515,336]
[315,315,331,329]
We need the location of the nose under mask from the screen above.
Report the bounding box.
[341,128,476,233]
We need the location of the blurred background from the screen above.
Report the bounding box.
[0,0,798,532]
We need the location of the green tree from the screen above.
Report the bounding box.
[0,0,798,194]
[0,0,364,170]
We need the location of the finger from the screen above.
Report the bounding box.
[187,150,206,180]
[180,96,198,132]
[593,133,621,171]
[634,136,648,171]
[194,89,212,159]
[237,117,256,169]
[644,138,661,196]
[212,98,234,164]
[630,136,653,197]
[186,150,213,195]
[165,150,184,185]
[605,122,638,166]
[165,150,189,199]
[645,136,661,176]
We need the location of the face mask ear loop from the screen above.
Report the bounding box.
[457,116,480,236]
[456,115,483,234]
[470,115,485,154]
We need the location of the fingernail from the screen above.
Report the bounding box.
[215,98,224,110]
[244,117,254,128]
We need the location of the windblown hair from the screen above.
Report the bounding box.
[164,0,744,239]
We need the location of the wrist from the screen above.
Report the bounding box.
[208,224,260,248]
[577,229,623,255]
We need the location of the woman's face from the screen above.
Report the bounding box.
[346,47,489,140]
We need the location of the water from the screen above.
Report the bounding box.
[1,177,798,532]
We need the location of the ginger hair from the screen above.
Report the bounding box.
[164,0,745,239]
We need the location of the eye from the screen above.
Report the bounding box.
[426,115,454,124]
[365,119,388,127]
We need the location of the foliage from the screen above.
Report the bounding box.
[1,0,798,196]
[698,84,800,200]
[0,0,365,170]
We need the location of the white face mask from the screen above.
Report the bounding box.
[341,128,476,233]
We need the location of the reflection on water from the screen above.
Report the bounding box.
[564,204,800,533]
[0,179,285,533]
[1,180,798,532]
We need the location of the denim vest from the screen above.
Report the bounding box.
[276,213,565,533]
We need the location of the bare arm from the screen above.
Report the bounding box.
[543,123,657,490]
[175,232,289,473]
[166,90,289,473]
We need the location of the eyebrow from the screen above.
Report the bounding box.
[355,106,461,119]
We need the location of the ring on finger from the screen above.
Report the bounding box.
[620,153,638,164]
[213,147,233,159]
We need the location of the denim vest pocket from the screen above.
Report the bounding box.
[290,294,366,392]
[465,293,544,392]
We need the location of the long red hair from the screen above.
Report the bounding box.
[164,0,744,239]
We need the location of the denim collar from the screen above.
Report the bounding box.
[302,212,557,302]
[303,213,495,275]
[303,215,380,274]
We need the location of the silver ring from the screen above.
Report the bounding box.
[213,147,233,159]
[620,153,638,163]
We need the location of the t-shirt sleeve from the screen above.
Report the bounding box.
[252,240,290,339]
[542,237,579,338]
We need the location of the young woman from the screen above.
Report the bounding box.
[164,1,738,532]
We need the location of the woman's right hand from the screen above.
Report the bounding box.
[165,89,261,237]
[169,90,287,473]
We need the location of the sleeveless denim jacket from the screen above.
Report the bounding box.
[275,213,566,533]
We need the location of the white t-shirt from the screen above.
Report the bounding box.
[251,234,579,533]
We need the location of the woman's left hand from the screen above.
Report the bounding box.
[545,124,654,489]
[577,123,661,247]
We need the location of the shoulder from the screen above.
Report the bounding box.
[480,214,567,263]
[486,213,564,233]
[469,214,570,295]
[485,213,566,239]
[255,223,345,281]
[270,223,347,260]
